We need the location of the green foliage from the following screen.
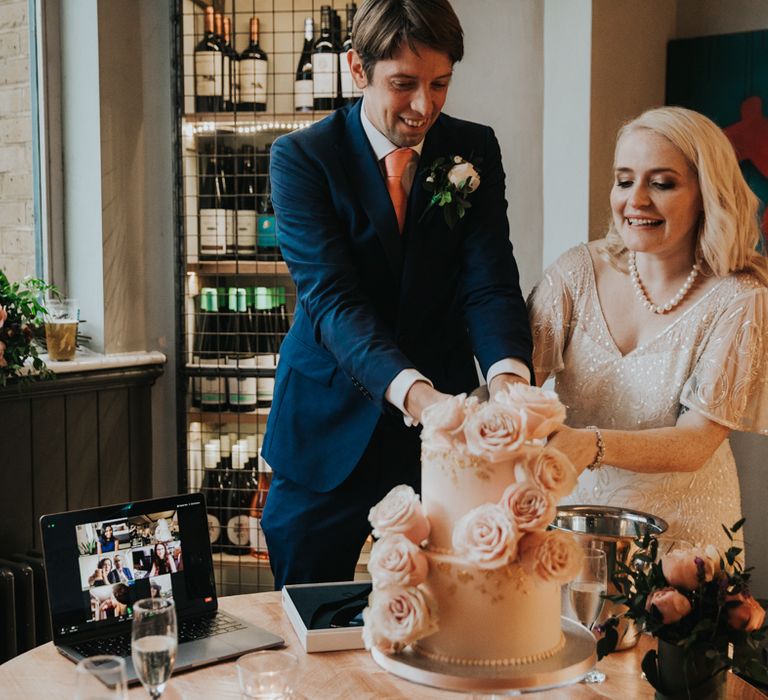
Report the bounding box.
[0,270,58,386]
[597,521,768,692]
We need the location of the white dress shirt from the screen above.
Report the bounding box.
[359,100,530,425]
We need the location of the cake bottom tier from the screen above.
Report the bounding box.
[414,553,564,666]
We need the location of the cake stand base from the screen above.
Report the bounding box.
[371,617,597,695]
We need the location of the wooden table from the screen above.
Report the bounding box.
[0,591,765,699]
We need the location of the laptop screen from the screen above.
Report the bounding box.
[41,493,218,641]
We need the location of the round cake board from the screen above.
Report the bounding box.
[371,617,597,694]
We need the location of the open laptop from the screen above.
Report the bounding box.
[40,492,283,683]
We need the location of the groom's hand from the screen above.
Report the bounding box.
[404,381,452,426]
[488,372,528,400]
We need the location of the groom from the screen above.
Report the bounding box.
[261,0,532,588]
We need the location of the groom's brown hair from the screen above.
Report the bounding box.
[352,0,464,81]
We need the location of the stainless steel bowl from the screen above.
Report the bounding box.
[553,505,668,650]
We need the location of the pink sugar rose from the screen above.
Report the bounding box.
[528,447,577,498]
[493,384,566,440]
[661,547,717,591]
[368,485,430,544]
[0,304,7,328]
[421,393,467,451]
[368,534,429,588]
[499,481,556,532]
[645,587,693,624]
[725,593,766,632]
[362,585,438,653]
[518,530,584,583]
[463,402,527,462]
[451,503,517,569]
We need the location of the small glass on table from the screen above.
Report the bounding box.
[131,597,178,699]
[76,655,127,700]
[236,649,299,699]
[567,547,608,683]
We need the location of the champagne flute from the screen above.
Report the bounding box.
[568,548,607,684]
[131,598,178,698]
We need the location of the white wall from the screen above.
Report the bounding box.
[448,0,544,296]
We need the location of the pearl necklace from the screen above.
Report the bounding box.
[628,251,700,314]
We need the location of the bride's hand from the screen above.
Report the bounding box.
[546,426,601,476]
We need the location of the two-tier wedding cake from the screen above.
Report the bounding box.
[363,385,584,666]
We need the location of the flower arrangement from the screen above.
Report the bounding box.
[0,270,56,386]
[598,521,768,695]
[420,155,480,230]
[362,386,583,655]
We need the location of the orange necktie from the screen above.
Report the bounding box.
[383,148,415,233]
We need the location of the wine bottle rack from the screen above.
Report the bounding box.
[175,0,367,595]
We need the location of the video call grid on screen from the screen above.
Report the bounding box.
[74,511,184,624]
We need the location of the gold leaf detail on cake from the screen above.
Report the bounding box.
[457,570,474,584]
[436,560,452,574]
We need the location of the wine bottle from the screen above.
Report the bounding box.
[256,150,280,261]
[198,144,233,259]
[249,452,273,560]
[311,6,339,111]
[221,145,237,258]
[332,9,343,108]
[202,440,223,552]
[238,17,268,112]
[214,12,231,113]
[224,443,251,555]
[294,17,314,113]
[198,288,227,410]
[254,287,277,408]
[235,144,258,259]
[188,421,203,492]
[227,288,258,413]
[339,4,361,106]
[222,17,238,112]
[194,5,223,113]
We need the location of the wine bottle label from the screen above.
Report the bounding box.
[312,53,338,99]
[227,514,251,546]
[236,211,257,254]
[225,209,236,254]
[258,215,278,248]
[257,376,275,403]
[199,208,229,256]
[239,58,268,103]
[207,513,221,543]
[228,375,257,407]
[340,52,355,98]
[294,79,313,110]
[200,374,227,406]
[222,54,231,101]
[255,353,277,370]
[249,515,268,553]
[195,53,223,97]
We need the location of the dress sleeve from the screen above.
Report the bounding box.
[527,258,575,382]
[681,287,768,434]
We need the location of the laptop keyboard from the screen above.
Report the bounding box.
[72,612,247,658]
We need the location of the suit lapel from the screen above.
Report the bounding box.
[343,103,403,281]
[406,118,445,238]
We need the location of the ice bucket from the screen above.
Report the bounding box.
[553,505,668,650]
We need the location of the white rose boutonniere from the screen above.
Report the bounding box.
[420,155,481,230]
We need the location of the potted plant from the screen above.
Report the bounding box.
[598,520,768,699]
[0,270,57,386]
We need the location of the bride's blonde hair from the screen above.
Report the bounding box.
[599,106,768,286]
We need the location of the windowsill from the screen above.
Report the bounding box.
[36,348,167,374]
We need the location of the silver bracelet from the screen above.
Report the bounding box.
[585,425,605,471]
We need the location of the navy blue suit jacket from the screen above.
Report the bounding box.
[262,101,532,492]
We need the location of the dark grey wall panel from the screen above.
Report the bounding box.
[65,392,100,511]
[0,401,33,554]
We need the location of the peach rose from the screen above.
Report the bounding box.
[0,340,6,368]
[528,447,577,498]
[645,587,692,624]
[368,485,431,544]
[463,402,527,462]
[518,530,584,583]
[725,593,766,632]
[0,304,7,329]
[494,384,566,440]
[499,481,556,532]
[368,534,429,588]
[447,160,480,193]
[421,393,467,451]
[451,503,517,569]
[362,585,438,653]
[661,547,717,591]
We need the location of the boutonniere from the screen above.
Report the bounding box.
[420,155,481,230]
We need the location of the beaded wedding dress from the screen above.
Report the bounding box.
[529,245,768,552]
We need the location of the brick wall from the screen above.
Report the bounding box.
[0,0,35,282]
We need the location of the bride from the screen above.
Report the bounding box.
[528,106,768,552]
